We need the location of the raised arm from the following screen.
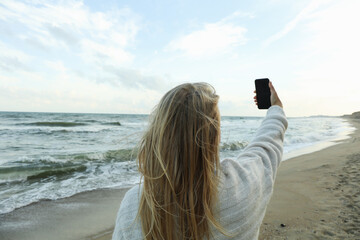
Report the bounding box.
[215,83,288,239]
[241,81,287,180]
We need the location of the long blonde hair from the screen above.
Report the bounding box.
[137,83,226,239]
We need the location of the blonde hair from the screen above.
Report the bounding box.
[137,83,227,239]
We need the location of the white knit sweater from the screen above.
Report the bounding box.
[113,106,288,240]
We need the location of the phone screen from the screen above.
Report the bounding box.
[255,78,271,109]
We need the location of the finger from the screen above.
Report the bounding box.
[269,81,275,92]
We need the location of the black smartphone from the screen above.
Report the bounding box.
[255,78,271,109]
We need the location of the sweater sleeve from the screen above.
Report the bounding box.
[213,106,287,239]
[238,105,287,181]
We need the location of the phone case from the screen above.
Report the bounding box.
[255,78,271,109]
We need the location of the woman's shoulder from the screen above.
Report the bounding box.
[126,184,142,197]
[113,184,143,239]
[121,184,142,211]
[116,184,142,225]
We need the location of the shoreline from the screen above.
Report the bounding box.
[0,118,359,239]
[283,118,355,161]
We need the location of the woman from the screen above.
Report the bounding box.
[113,82,287,240]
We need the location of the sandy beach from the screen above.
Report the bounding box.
[259,117,360,239]
[0,117,359,240]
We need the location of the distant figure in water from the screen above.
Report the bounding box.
[113,82,287,240]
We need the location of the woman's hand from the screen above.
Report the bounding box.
[269,81,283,108]
[253,81,283,108]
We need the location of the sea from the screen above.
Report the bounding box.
[0,111,355,214]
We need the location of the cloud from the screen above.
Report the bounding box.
[99,65,170,91]
[0,1,174,113]
[0,61,165,114]
[166,15,248,57]
[0,0,140,63]
[263,0,332,47]
[294,0,360,81]
[0,41,32,72]
[46,24,79,46]
[80,39,134,66]
[44,60,67,73]
[220,10,256,22]
[0,55,30,72]
[0,1,168,88]
[284,0,360,116]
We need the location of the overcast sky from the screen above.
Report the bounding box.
[0,0,359,117]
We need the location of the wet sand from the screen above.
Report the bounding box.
[0,118,359,240]
[0,188,129,240]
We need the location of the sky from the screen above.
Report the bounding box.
[0,0,359,117]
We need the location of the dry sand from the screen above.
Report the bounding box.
[259,118,360,240]
[0,118,359,240]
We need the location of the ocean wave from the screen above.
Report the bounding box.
[101,121,122,126]
[20,121,87,127]
[0,112,35,119]
[14,155,69,164]
[28,129,107,135]
[0,160,139,214]
[26,165,87,181]
[9,149,137,166]
[284,132,333,145]
[0,160,88,184]
[12,121,122,130]
[0,178,25,186]
[0,162,78,176]
[0,149,137,186]
[72,149,137,162]
[220,141,248,151]
[78,119,99,123]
